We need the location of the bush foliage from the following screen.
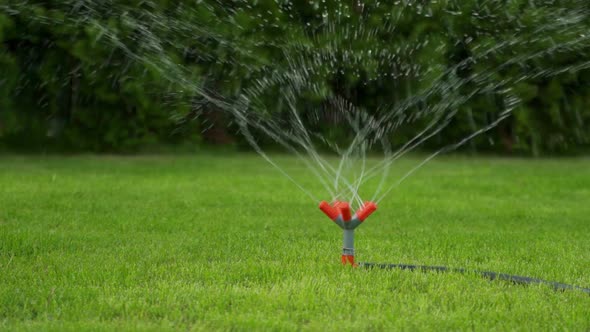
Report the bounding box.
[0,0,589,154]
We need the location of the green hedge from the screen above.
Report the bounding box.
[1,0,589,154]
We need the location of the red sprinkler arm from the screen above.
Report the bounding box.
[339,202,352,222]
[356,202,377,222]
[319,201,340,221]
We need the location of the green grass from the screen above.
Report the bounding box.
[1,154,589,330]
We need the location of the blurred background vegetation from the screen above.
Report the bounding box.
[0,0,589,155]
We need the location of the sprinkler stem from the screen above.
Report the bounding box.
[342,229,356,266]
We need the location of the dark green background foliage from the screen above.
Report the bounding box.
[0,0,589,154]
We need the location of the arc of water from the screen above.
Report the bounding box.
[376,110,513,204]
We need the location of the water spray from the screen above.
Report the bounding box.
[319,200,377,266]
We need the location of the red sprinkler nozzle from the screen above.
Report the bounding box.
[339,202,352,222]
[356,201,377,222]
[319,201,340,221]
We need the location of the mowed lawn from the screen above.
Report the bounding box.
[1,154,589,330]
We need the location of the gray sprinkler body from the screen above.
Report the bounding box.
[319,201,377,266]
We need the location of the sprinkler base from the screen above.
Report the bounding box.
[341,254,357,267]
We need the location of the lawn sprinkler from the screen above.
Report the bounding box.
[317,204,590,296]
[319,201,377,266]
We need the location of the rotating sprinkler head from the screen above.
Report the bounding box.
[319,201,377,266]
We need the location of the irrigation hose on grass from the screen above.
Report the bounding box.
[319,200,589,295]
[359,262,590,295]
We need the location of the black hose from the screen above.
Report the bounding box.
[360,262,590,295]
